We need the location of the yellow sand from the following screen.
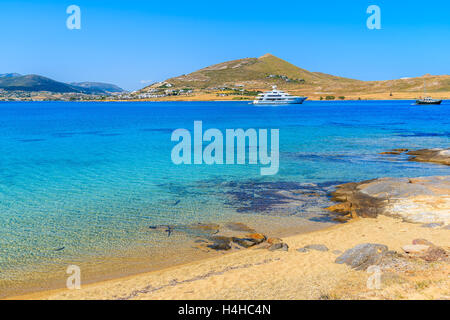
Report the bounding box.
[9,215,449,300]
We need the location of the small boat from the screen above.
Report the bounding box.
[415,80,442,105]
[253,86,307,105]
[415,97,442,105]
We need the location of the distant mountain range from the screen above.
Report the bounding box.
[0,73,125,94]
[70,82,125,94]
[139,53,450,100]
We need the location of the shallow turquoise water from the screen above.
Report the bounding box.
[0,100,448,294]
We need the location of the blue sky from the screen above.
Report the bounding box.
[1,0,449,90]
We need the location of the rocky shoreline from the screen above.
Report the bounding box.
[380,148,450,166]
[327,176,450,224]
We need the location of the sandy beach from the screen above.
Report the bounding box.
[10,213,449,300]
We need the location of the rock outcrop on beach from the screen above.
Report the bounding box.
[407,148,450,166]
[327,176,450,224]
[335,243,389,270]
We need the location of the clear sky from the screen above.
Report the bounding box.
[1,0,449,90]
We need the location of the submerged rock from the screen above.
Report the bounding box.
[335,243,389,270]
[232,233,266,248]
[207,236,232,251]
[189,223,221,232]
[232,237,255,248]
[224,222,255,233]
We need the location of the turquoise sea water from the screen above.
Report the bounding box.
[0,100,449,295]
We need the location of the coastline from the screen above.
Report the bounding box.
[9,214,449,300]
[3,93,449,103]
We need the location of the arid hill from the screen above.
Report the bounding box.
[138,54,450,100]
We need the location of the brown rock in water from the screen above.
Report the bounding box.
[379,148,409,155]
[246,233,266,244]
[326,202,352,214]
[232,233,266,248]
[328,180,385,218]
[407,148,450,166]
[232,237,255,248]
[207,236,232,251]
[332,215,352,223]
[190,223,220,230]
[392,148,409,152]
[380,151,402,155]
[188,223,220,234]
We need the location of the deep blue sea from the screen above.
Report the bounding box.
[0,100,449,295]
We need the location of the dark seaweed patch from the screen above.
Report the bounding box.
[220,180,336,220]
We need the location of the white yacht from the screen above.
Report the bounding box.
[253,86,307,105]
